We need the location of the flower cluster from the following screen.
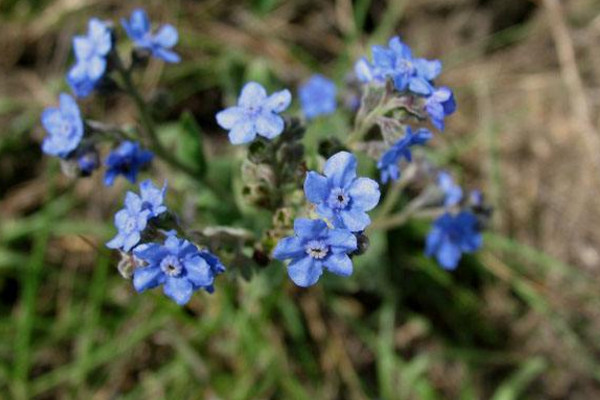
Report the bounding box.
[39,6,488,306]
[40,9,183,185]
[107,180,224,304]
[274,152,380,287]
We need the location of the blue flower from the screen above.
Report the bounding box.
[106,191,152,252]
[304,151,380,232]
[121,8,180,63]
[139,179,167,217]
[425,211,482,270]
[104,141,153,186]
[273,218,357,287]
[377,127,432,183]
[132,235,223,305]
[216,82,292,144]
[67,18,112,98]
[40,93,84,157]
[299,74,337,119]
[437,172,463,207]
[425,87,456,131]
[355,36,441,96]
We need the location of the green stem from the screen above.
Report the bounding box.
[113,55,199,180]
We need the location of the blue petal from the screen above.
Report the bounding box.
[425,227,443,257]
[347,177,380,211]
[304,172,330,204]
[88,19,112,56]
[163,277,194,305]
[326,229,357,254]
[106,233,125,249]
[238,82,267,107]
[164,235,182,254]
[103,170,117,186]
[130,9,150,35]
[415,58,442,81]
[287,256,322,287]
[185,256,213,287]
[408,77,433,96]
[437,239,462,270]
[372,46,394,69]
[124,192,143,212]
[339,209,371,232]
[388,36,412,59]
[264,89,291,113]
[293,218,328,239]
[154,24,178,48]
[255,113,284,139]
[324,253,353,277]
[40,108,61,135]
[323,151,357,188]
[153,48,181,63]
[354,58,373,82]
[273,236,305,260]
[123,232,141,252]
[59,93,80,118]
[73,37,93,60]
[87,57,107,81]
[228,120,256,144]
[216,107,245,129]
[133,266,164,292]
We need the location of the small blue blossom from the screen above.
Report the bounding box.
[104,141,153,186]
[106,191,152,252]
[425,211,482,270]
[139,179,167,217]
[273,218,357,287]
[437,172,463,208]
[40,93,84,158]
[133,235,223,305]
[425,87,456,131]
[355,36,441,96]
[377,127,433,183]
[67,18,112,98]
[121,8,180,63]
[299,74,337,119]
[469,190,484,208]
[77,147,100,175]
[216,82,292,144]
[304,151,380,232]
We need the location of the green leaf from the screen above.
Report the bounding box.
[177,111,207,178]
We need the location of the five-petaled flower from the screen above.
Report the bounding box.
[106,191,152,252]
[104,141,153,186]
[67,18,112,98]
[216,82,291,144]
[437,171,463,208]
[133,235,224,305]
[425,87,456,131]
[299,74,337,120]
[425,211,482,270]
[106,180,167,252]
[305,151,380,232]
[41,93,84,158]
[355,36,441,96]
[377,127,432,184]
[273,218,357,287]
[122,8,180,63]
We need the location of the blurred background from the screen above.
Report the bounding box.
[2,0,600,399]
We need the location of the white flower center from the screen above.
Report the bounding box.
[160,255,183,277]
[305,240,329,260]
